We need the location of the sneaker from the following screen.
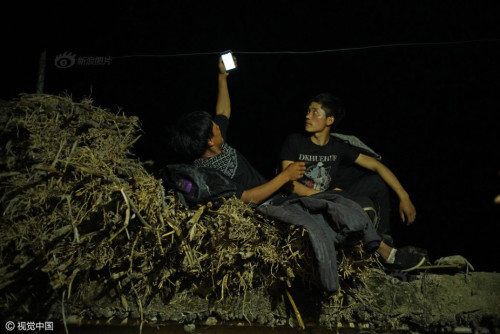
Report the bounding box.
[387,250,427,272]
[398,245,429,258]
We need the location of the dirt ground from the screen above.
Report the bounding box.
[59,269,500,333]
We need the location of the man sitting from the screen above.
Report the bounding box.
[280,93,425,271]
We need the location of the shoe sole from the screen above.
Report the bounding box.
[363,206,379,228]
[401,256,427,272]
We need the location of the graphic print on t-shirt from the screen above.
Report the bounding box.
[304,162,332,190]
[297,152,337,191]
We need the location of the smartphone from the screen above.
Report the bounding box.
[220,50,236,71]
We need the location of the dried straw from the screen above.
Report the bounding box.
[0,93,377,323]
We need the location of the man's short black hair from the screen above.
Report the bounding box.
[310,93,346,129]
[170,110,214,160]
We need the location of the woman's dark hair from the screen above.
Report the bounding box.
[169,110,214,160]
[309,93,346,129]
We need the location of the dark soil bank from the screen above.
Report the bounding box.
[61,270,500,333]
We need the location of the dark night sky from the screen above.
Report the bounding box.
[2,1,500,271]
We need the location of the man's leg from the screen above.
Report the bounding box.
[340,173,392,238]
[318,190,426,271]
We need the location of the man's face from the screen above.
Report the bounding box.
[210,121,224,148]
[305,102,333,133]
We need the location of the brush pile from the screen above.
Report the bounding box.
[0,94,376,324]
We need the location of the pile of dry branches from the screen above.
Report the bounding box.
[0,94,376,322]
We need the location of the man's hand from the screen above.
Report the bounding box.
[282,161,306,181]
[218,56,237,75]
[399,197,416,225]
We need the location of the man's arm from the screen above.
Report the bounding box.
[241,161,306,204]
[215,57,232,119]
[354,153,416,224]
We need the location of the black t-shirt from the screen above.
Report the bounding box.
[193,115,268,198]
[280,133,360,191]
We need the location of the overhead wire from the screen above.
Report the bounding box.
[109,38,500,59]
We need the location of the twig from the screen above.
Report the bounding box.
[0,172,21,178]
[109,188,131,242]
[163,214,200,270]
[188,205,206,241]
[414,264,462,270]
[218,274,229,303]
[286,289,305,330]
[121,190,151,229]
[158,206,166,230]
[67,269,79,299]
[156,230,164,255]
[0,280,15,291]
[131,284,144,334]
[63,140,78,172]
[207,207,231,219]
[51,138,65,168]
[124,134,142,150]
[129,234,139,275]
[65,195,80,243]
[61,290,69,334]
[162,231,175,238]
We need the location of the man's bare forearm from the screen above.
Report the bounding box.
[289,180,322,196]
[241,162,307,204]
[374,163,410,201]
[216,73,231,118]
[240,173,290,204]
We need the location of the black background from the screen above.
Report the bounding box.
[2,1,500,271]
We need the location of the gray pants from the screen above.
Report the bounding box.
[257,190,382,292]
